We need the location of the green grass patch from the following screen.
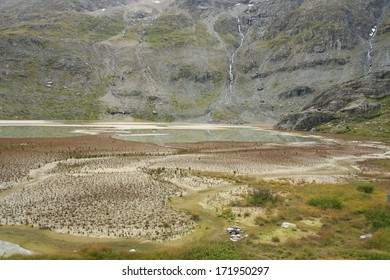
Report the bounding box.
[339,249,390,260]
[146,13,194,47]
[366,228,390,252]
[0,87,101,120]
[194,90,221,108]
[218,208,235,221]
[260,32,290,50]
[167,92,194,113]
[307,196,343,210]
[210,110,239,122]
[193,22,219,47]
[366,206,390,229]
[214,16,240,47]
[245,186,280,207]
[182,241,241,260]
[357,183,375,194]
[0,11,125,43]
[79,245,120,260]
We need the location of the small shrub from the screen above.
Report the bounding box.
[246,186,279,206]
[184,241,241,260]
[307,196,343,210]
[366,228,390,252]
[284,237,302,249]
[80,246,119,260]
[298,247,314,260]
[190,211,200,222]
[163,222,170,228]
[271,236,280,243]
[254,215,269,226]
[219,208,235,221]
[357,183,374,194]
[366,207,390,229]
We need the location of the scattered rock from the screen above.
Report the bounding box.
[226,225,247,241]
[281,222,297,228]
[359,234,373,239]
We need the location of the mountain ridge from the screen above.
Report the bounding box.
[0,0,389,135]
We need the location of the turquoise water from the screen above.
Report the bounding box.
[0,122,318,143]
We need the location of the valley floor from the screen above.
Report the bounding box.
[0,132,389,259]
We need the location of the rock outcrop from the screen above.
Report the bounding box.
[275,70,390,130]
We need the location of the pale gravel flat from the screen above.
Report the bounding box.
[0,240,34,258]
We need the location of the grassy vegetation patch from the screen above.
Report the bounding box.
[259,1,361,53]
[194,90,221,109]
[260,31,290,50]
[257,227,308,244]
[210,110,239,122]
[366,206,390,229]
[182,241,241,260]
[214,16,239,47]
[0,12,124,43]
[146,14,217,48]
[356,183,375,194]
[167,92,194,114]
[307,196,343,210]
[365,228,390,252]
[339,248,390,260]
[194,23,219,47]
[146,13,194,47]
[244,186,280,207]
[218,208,236,222]
[0,88,101,120]
[80,245,120,260]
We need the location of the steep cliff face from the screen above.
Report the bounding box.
[274,0,390,134]
[0,0,389,130]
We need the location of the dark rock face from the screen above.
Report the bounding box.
[279,87,315,99]
[276,111,337,131]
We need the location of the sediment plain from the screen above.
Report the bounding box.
[0,126,389,259]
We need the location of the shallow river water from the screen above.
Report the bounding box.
[0,121,318,144]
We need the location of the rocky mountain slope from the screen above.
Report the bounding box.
[0,0,389,133]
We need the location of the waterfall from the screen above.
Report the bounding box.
[367,25,377,72]
[205,4,253,122]
[228,17,246,97]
